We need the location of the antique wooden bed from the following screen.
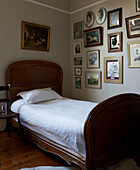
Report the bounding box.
[6,60,140,170]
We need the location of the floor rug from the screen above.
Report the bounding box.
[19,158,140,170]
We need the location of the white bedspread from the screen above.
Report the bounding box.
[11,98,98,156]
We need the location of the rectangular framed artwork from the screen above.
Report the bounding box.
[108,32,123,52]
[125,14,140,38]
[74,41,82,55]
[107,8,122,29]
[73,21,83,39]
[75,77,81,89]
[74,57,82,65]
[104,56,123,84]
[21,21,50,51]
[75,67,82,76]
[86,50,100,68]
[85,71,102,89]
[127,41,140,67]
[84,27,103,47]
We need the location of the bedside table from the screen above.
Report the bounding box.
[0,85,25,142]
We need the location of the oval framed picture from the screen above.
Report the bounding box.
[96,7,107,25]
[85,11,95,28]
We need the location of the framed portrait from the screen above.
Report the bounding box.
[75,77,81,89]
[96,7,107,25]
[136,0,140,12]
[125,14,140,38]
[85,11,95,28]
[74,57,82,65]
[127,41,140,67]
[21,21,50,52]
[74,41,82,55]
[108,32,123,53]
[84,27,103,47]
[107,8,122,29]
[85,71,102,89]
[73,21,83,39]
[75,67,82,76]
[104,56,123,84]
[86,50,100,68]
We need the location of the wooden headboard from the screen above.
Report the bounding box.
[6,60,63,103]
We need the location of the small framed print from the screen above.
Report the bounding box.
[86,50,100,68]
[107,8,122,29]
[96,7,107,25]
[104,56,123,84]
[85,11,95,28]
[75,67,82,76]
[127,41,140,68]
[108,32,123,53]
[74,41,82,55]
[84,27,103,47]
[136,0,140,12]
[125,14,140,38]
[85,71,102,89]
[74,57,82,65]
[75,77,81,89]
[73,21,83,39]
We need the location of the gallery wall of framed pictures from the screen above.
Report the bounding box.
[72,0,140,91]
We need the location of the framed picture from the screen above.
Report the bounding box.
[75,67,82,76]
[21,21,50,52]
[136,0,140,12]
[85,11,95,28]
[104,56,123,84]
[86,50,100,68]
[107,8,122,29]
[73,21,83,39]
[84,27,103,47]
[125,14,140,38]
[108,32,123,52]
[85,71,102,89]
[74,41,82,55]
[75,77,81,89]
[74,57,82,65]
[96,7,107,25]
[127,41,140,67]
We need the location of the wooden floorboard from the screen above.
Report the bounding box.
[0,130,69,170]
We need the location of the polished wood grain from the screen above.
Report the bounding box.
[0,131,68,170]
[6,60,140,170]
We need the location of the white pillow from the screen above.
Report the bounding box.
[17,88,62,103]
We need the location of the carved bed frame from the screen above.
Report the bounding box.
[6,60,140,170]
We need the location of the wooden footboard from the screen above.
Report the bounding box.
[84,93,140,170]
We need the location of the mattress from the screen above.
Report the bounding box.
[11,97,98,156]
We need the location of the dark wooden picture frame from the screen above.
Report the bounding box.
[21,21,50,52]
[136,0,140,12]
[107,8,122,29]
[75,77,81,89]
[84,27,103,47]
[108,32,123,53]
[125,14,140,38]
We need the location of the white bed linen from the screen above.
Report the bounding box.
[11,98,98,156]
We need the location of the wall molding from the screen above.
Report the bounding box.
[25,0,107,14]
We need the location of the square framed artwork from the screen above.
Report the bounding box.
[75,77,81,89]
[73,21,83,39]
[86,50,100,68]
[108,32,123,52]
[85,71,102,89]
[107,8,122,29]
[75,67,82,76]
[21,21,50,52]
[136,0,140,12]
[74,57,82,65]
[84,27,103,47]
[127,41,140,67]
[74,41,82,55]
[104,56,123,84]
[125,14,140,38]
